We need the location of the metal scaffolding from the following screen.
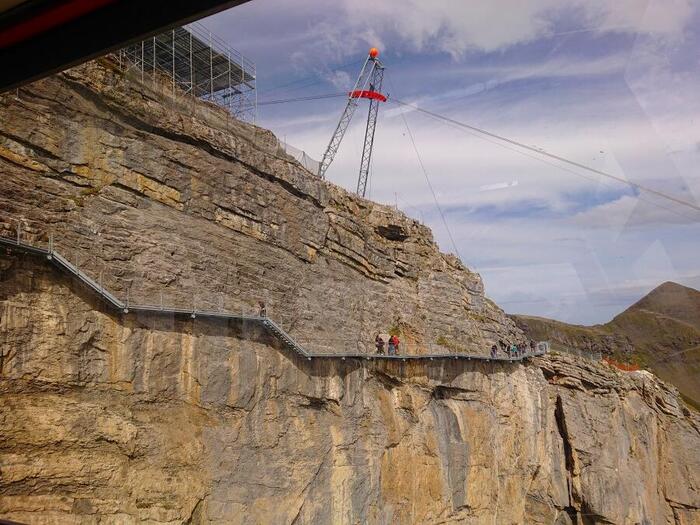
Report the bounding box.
[115,22,256,122]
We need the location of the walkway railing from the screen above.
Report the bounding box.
[552,345,602,362]
[0,228,548,363]
[293,339,549,360]
[276,138,320,175]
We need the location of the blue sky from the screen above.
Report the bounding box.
[203,0,700,325]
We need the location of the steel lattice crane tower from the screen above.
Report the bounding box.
[317,48,386,198]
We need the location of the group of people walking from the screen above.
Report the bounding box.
[491,340,537,358]
[375,334,535,358]
[257,300,538,360]
[375,334,400,355]
[236,299,544,361]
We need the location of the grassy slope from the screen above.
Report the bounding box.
[512,282,700,408]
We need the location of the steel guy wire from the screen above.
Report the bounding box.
[387,76,463,261]
[389,98,700,214]
[406,105,698,224]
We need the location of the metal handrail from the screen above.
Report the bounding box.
[0,233,549,363]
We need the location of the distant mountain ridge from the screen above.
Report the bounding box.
[617,281,700,331]
[512,281,700,409]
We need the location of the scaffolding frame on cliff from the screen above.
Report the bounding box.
[113,22,256,123]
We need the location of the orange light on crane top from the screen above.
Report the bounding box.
[369,47,379,58]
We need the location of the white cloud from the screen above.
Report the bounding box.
[594,0,695,36]
[322,69,352,90]
[208,0,695,72]
[572,194,700,228]
[336,0,696,57]
[383,52,631,113]
[479,181,519,192]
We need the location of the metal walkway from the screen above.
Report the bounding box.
[0,235,547,363]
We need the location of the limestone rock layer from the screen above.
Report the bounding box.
[0,62,699,524]
[0,60,522,356]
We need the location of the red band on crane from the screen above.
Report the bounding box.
[349,90,387,102]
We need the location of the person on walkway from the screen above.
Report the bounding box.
[510,343,518,358]
[258,301,267,317]
[388,336,396,356]
[375,335,385,355]
[530,340,536,353]
[390,334,400,355]
[491,344,498,358]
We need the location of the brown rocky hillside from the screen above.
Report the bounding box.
[623,281,700,331]
[513,281,700,409]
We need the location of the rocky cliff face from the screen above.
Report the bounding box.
[1,62,699,524]
[0,60,522,356]
[1,256,699,524]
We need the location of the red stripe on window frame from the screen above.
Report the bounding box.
[0,0,118,49]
